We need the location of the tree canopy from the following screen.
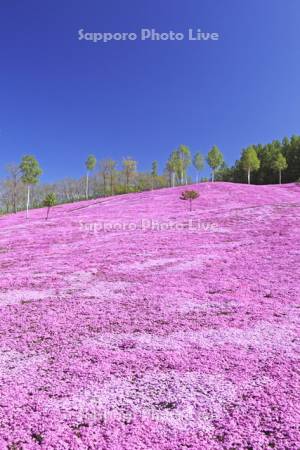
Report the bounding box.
[20,155,42,185]
[85,155,97,171]
[207,146,223,181]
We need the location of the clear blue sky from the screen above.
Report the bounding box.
[0,0,300,181]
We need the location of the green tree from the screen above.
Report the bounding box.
[271,153,288,184]
[166,151,180,187]
[193,152,204,183]
[43,192,56,220]
[282,136,290,147]
[210,135,300,185]
[252,142,281,184]
[241,147,260,184]
[180,190,199,211]
[177,145,191,184]
[215,162,234,182]
[106,159,117,195]
[99,159,111,195]
[85,155,97,199]
[284,135,300,182]
[122,157,137,192]
[151,161,158,189]
[20,155,42,218]
[207,146,223,182]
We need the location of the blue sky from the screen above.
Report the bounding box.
[0,0,300,181]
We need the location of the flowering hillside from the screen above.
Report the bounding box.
[0,182,299,449]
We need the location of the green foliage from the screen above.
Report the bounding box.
[215,162,232,181]
[207,146,223,181]
[167,151,180,172]
[165,146,191,186]
[43,192,56,219]
[3,133,299,216]
[207,146,223,169]
[85,155,97,199]
[106,159,117,194]
[193,152,204,172]
[151,160,159,189]
[85,155,97,171]
[271,153,288,172]
[122,157,137,192]
[241,147,260,172]
[178,145,191,164]
[177,145,191,183]
[43,192,56,207]
[122,157,137,172]
[215,135,299,185]
[241,147,260,183]
[151,161,158,178]
[20,155,42,185]
[271,152,288,184]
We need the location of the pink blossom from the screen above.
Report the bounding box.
[0,182,299,449]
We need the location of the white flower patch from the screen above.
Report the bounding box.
[118,258,179,271]
[49,371,237,432]
[0,289,53,307]
[83,322,299,356]
[0,349,45,378]
[81,281,131,299]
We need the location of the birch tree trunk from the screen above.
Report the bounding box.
[26,185,30,219]
[85,172,89,199]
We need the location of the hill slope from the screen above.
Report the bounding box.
[0,183,300,449]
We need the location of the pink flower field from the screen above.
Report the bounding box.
[0,182,299,450]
